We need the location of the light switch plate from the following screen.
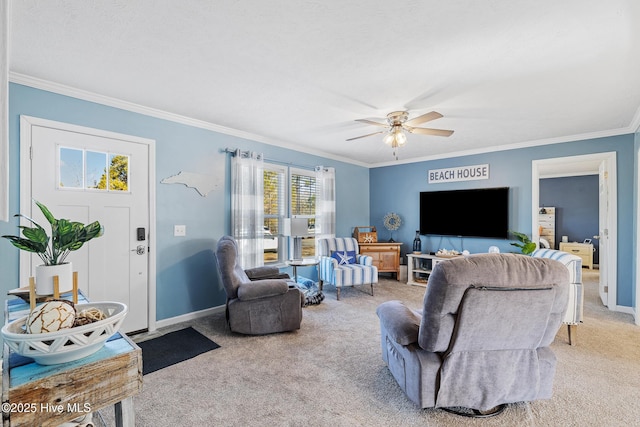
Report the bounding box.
[174,225,186,236]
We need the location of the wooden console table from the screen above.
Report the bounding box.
[359,242,402,280]
[2,293,142,426]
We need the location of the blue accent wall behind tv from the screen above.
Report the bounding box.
[369,134,635,307]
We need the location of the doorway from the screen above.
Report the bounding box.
[19,116,157,333]
[532,152,617,311]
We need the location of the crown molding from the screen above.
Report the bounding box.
[9,72,638,170]
[370,127,633,168]
[8,72,370,168]
[631,104,640,133]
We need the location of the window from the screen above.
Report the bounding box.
[263,164,317,263]
[263,164,286,263]
[290,168,316,258]
[59,146,129,192]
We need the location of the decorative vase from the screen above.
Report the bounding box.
[35,263,73,295]
[413,230,422,253]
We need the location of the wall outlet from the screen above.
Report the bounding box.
[174,225,186,236]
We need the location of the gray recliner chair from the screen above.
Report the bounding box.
[215,236,303,335]
[376,253,569,416]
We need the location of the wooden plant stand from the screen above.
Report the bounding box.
[27,272,79,310]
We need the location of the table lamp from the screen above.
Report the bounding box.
[283,217,308,260]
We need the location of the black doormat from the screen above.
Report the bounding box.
[139,327,220,375]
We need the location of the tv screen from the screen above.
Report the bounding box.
[420,187,509,239]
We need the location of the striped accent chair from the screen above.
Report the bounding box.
[317,237,378,300]
[531,248,583,345]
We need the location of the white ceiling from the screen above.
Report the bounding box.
[9,0,640,167]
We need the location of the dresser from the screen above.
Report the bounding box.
[358,242,402,280]
[559,242,594,269]
[538,207,556,248]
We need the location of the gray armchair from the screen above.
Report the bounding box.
[376,254,569,416]
[215,236,303,335]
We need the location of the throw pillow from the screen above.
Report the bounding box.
[330,250,356,265]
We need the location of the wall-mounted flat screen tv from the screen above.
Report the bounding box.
[420,187,509,239]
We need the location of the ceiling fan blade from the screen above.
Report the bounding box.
[346,130,386,141]
[406,126,454,137]
[355,119,389,128]
[404,111,443,127]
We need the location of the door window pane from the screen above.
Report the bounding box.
[109,154,129,191]
[59,147,83,188]
[58,146,130,192]
[86,151,107,189]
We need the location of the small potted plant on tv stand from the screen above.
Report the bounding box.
[509,230,536,255]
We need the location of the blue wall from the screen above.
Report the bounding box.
[1,83,370,322]
[370,134,635,307]
[540,175,599,263]
[2,83,636,317]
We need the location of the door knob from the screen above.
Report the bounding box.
[131,245,146,255]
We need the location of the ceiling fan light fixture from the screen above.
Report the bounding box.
[349,110,452,159]
[395,127,407,146]
[384,126,407,148]
[383,132,395,146]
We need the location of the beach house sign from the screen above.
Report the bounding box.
[428,164,489,184]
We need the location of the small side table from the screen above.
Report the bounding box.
[2,292,142,426]
[286,259,320,283]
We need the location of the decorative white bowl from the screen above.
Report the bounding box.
[1,302,127,365]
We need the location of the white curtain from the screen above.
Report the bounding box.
[0,0,9,222]
[231,150,264,269]
[315,166,335,240]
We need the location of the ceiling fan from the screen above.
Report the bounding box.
[347,111,454,159]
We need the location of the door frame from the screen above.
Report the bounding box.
[531,152,618,311]
[19,115,158,332]
[637,148,640,325]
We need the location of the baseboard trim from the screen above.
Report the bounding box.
[155,305,225,330]
[614,304,635,316]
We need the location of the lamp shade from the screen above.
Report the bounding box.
[290,217,308,237]
[283,217,308,237]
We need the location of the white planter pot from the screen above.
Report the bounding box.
[35,263,73,295]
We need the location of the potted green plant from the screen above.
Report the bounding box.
[2,200,103,295]
[509,230,536,255]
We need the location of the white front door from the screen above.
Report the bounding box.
[20,116,154,333]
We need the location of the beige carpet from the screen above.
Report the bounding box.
[100,270,640,426]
